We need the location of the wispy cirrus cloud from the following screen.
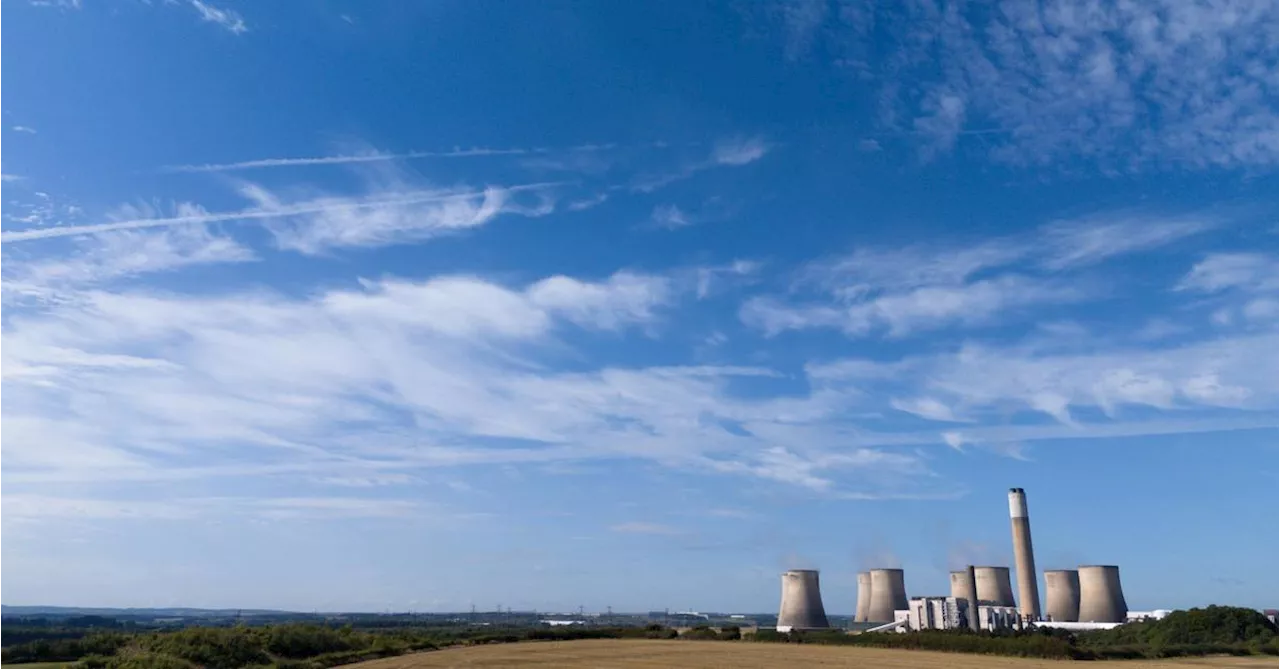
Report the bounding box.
[743,211,1212,337]
[650,204,692,229]
[0,264,952,503]
[631,136,770,192]
[610,522,688,536]
[772,0,1278,169]
[190,0,248,34]
[1,180,560,247]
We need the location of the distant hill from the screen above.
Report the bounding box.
[1,605,294,617]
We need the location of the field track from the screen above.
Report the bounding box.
[348,638,1276,668]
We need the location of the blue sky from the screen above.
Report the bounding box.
[1,0,1276,614]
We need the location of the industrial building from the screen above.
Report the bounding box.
[865,568,908,623]
[1044,569,1081,622]
[776,569,830,632]
[1078,565,1129,623]
[974,566,1016,607]
[773,487,1149,635]
[882,597,1021,633]
[854,572,872,623]
[1008,488,1041,620]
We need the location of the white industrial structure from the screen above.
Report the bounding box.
[873,597,1021,633]
[976,605,1021,631]
[1126,610,1172,622]
[905,597,967,631]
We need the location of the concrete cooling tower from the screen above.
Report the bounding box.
[950,569,980,631]
[1008,488,1041,620]
[854,571,872,623]
[777,569,830,631]
[949,571,967,599]
[865,568,908,623]
[974,566,1016,607]
[1044,569,1081,622]
[1077,565,1128,623]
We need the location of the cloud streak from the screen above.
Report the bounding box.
[1,182,561,244]
[190,0,247,34]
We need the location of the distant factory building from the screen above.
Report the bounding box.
[894,597,1020,633]
[1125,610,1172,622]
[976,605,1021,631]
[904,597,967,631]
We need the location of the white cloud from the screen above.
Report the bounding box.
[567,193,609,211]
[807,0,1279,169]
[1177,253,1278,293]
[1,178,558,247]
[650,204,692,229]
[164,147,536,173]
[773,0,829,60]
[190,0,247,34]
[816,333,1277,426]
[2,173,24,182]
[0,265,961,503]
[12,125,37,134]
[609,522,687,536]
[748,211,1212,337]
[631,136,770,192]
[527,272,671,330]
[891,397,969,423]
[1039,214,1211,269]
[711,137,770,166]
[744,274,1085,337]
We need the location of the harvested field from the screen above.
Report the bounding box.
[349,639,1277,668]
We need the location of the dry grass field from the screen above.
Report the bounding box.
[349,639,1277,669]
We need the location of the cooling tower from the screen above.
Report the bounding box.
[854,571,872,623]
[777,569,830,631]
[865,568,908,622]
[1044,569,1081,622]
[974,566,1016,607]
[1077,565,1127,623]
[963,565,980,631]
[1008,488,1041,620]
[949,571,967,600]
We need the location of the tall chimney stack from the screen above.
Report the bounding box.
[963,565,980,631]
[1008,487,1041,620]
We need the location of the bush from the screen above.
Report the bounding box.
[679,626,720,640]
[265,624,362,659]
[142,627,270,669]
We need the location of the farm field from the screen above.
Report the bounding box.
[349,639,1277,669]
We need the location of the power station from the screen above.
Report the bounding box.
[774,486,1138,633]
[973,566,1016,607]
[776,569,830,631]
[1077,565,1129,623]
[865,568,908,623]
[854,572,872,623]
[1044,569,1081,622]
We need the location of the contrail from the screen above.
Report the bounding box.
[1,182,566,243]
[162,144,621,174]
